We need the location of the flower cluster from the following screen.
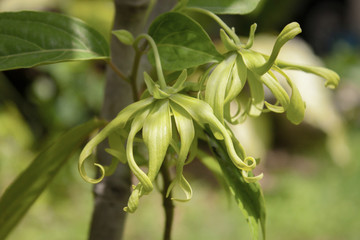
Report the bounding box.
[79,22,339,213]
[79,69,260,213]
[203,22,339,125]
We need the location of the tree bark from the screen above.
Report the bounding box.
[88,0,175,239]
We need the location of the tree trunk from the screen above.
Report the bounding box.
[88,0,175,239]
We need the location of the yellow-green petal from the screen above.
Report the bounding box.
[261,72,290,109]
[274,66,306,124]
[167,102,195,201]
[78,97,154,184]
[276,60,340,89]
[256,22,302,75]
[247,71,265,117]
[170,94,255,171]
[205,54,237,124]
[127,108,153,193]
[143,99,172,181]
[144,72,170,99]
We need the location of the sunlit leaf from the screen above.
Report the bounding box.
[187,0,261,15]
[0,11,109,71]
[0,119,105,240]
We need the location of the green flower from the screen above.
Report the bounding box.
[204,22,340,125]
[79,69,261,213]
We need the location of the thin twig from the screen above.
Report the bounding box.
[160,163,174,240]
[108,61,129,82]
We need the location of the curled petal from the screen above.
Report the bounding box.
[78,97,154,184]
[264,102,285,113]
[166,102,195,201]
[127,108,153,193]
[261,72,290,109]
[124,185,142,213]
[256,22,302,75]
[167,175,193,202]
[242,170,264,183]
[170,94,255,171]
[273,66,306,124]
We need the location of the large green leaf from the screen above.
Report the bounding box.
[148,12,223,71]
[0,11,109,71]
[187,0,261,15]
[0,119,105,239]
[207,131,266,240]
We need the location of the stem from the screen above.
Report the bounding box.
[108,61,129,82]
[129,44,146,102]
[134,34,167,89]
[184,7,242,45]
[161,163,174,240]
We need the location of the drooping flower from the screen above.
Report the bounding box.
[79,68,261,213]
[203,22,340,125]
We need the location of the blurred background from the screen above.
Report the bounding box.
[0,0,359,239]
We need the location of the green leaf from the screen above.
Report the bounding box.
[148,12,223,71]
[0,119,105,239]
[207,132,266,240]
[187,0,261,15]
[112,29,134,46]
[0,11,109,71]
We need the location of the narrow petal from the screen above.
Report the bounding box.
[127,108,153,193]
[276,60,340,89]
[143,99,172,181]
[144,72,170,99]
[242,23,257,49]
[171,69,188,92]
[220,29,238,51]
[170,94,255,171]
[274,66,306,124]
[256,22,302,75]
[167,102,195,201]
[261,72,290,109]
[78,97,154,184]
[205,54,237,124]
[106,130,127,164]
[224,55,247,104]
[247,71,265,117]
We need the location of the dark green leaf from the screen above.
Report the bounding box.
[148,12,223,71]
[0,119,105,239]
[187,0,261,15]
[207,131,266,240]
[0,11,109,71]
